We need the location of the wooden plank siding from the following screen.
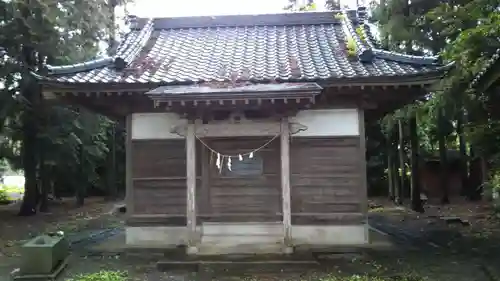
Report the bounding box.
[127,136,365,226]
[290,137,364,225]
[128,139,200,226]
[203,137,281,222]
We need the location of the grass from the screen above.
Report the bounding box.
[0,184,24,194]
[0,184,24,203]
[65,271,425,281]
[314,277,424,281]
[68,270,128,281]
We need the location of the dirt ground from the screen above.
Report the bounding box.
[0,197,123,275]
[1,197,499,280]
[369,197,500,254]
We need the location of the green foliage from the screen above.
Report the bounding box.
[355,26,367,43]
[372,0,500,141]
[368,0,500,202]
[346,37,357,57]
[284,0,317,11]
[68,270,127,281]
[0,184,24,194]
[0,188,9,203]
[334,13,345,20]
[0,184,23,203]
[0,0,130,211]
[310,274,425,281]
[483,170,500,212]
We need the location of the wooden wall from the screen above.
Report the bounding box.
[128,139,200,226]
[290,137,364,225]
[127,136,364,226]
[203,137,281,222]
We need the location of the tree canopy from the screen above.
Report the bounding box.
[0,0,130,214]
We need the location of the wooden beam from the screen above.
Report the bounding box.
[186,121,198,253]
[172,122,307,138]
[280,117,292,251]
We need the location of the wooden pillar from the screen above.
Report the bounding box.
[125,115,133,216]
[280,117,292,251]
[358,109,368,217]
[186,121,197,253]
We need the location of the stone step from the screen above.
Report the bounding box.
[201,233,283,245]
[201,222,283,236]
[196,242,287,255]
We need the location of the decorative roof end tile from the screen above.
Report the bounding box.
[113,57,127,71]
[358,49,375,63]
[127,15,139,30]
[357,6,367,22]
[340,11,373,62]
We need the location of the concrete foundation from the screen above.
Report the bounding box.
[126,223,369,255]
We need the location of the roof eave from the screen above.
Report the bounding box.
[360,20,444,66]
[42,19,154,76]
[38,69,452,93]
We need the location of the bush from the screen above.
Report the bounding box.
[67,270,127,281]
[483,170,500,212]
[0,188,9,203]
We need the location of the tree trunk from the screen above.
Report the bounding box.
[438,108,450,204]
[38,140,49,212]
[409,116,423,212]
[480,157,488,199]
[468,147,482,201]
[39,164,50,212]
[76,143,86,207]
[107,0,117,56]
[18,85,39,216]
[456,109,469,198]
[380,0,388,49]
[392,145,402,204]
[386,127,397,201]
[106,124,118,200]
[397,120,405,204]
[38,95,50,212]
[387,140,395,200]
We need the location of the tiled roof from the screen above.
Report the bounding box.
[38,8,452,86]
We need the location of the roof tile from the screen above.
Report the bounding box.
[41,10,451,86]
